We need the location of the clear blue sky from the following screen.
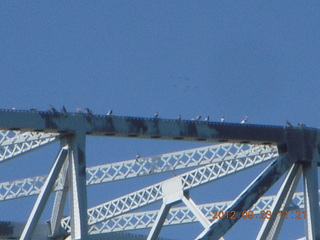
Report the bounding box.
[1,1,320,239]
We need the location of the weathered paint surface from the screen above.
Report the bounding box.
[0,221,14,236]
[0,109,319,147]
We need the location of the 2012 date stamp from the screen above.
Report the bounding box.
[212,210,306,220]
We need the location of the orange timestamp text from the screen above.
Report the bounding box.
[212,210,306,220]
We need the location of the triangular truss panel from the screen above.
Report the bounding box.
[0,130,58,163]
[0,108,319,240]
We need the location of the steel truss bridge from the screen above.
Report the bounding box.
[0,108,319,240]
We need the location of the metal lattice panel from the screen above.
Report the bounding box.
[87,191,311,234]
[86,144,266,185]
[0,109,319,240]
[0,130,58,163]
[0,176,46,201]
[60,144,277,229]
[0,144,277,201]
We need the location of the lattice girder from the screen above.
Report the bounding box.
[86,144,266,185]
[0,109,319,240]
[0,144,277,201]
[84,191,310,234]
[60,144,278,229]
[0,130,58,163]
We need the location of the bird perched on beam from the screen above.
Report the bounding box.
[49,105,58,113]
[61,105,67,114]
[220,116,225,122]
[204,116,210,122]
[154,112,158,118]
[85,108,92,115]
[177,114,181,121]
[195,115,201,121]
[107,110,112,116]
[241,116,248,124]
[135,153,140,162]
[286,120,292,127]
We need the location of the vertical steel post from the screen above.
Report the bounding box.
[302,150,320,240]
[68,132,88,240]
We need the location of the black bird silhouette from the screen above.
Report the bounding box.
[49,105,58,113]
[286,120,292,127]
[61,106,67,114]
[85,108,92,115]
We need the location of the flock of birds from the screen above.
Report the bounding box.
[45,106,251,166]
[18,105,308,169]
[47,105,113,116]
[45,105,250,124]
[22,105,307,128]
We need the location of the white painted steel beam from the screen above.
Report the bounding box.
[302,151,320,240]
[256,163,302,240]
[85,144,273,185]
[196,153,293,240]
[0,144,278,201]
[68,133,89,240]
[61,146,279,233]
[0,109,307,145]
[0,109,319,240]
[181,195,210,228]
[147,203,171,240]
[147,177,184,240]
[19,147,68,240]
[50,159,69,237]
[61,144,274,229]
[87,191,314,234]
